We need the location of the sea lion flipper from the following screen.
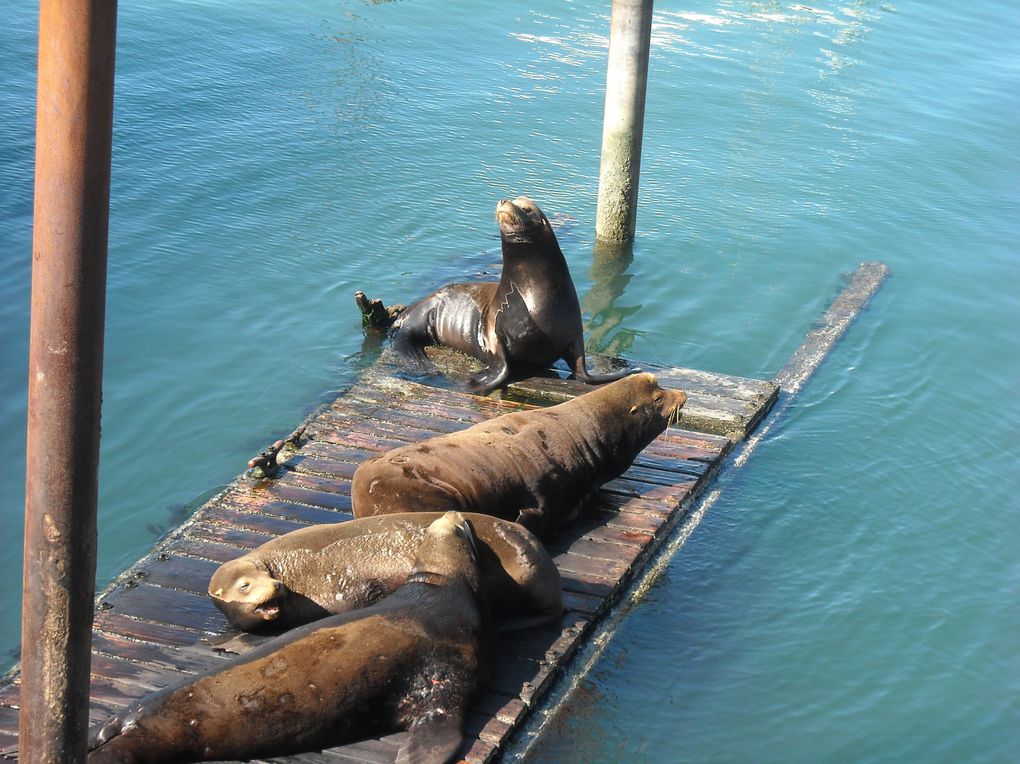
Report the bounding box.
[392,318,440,374]
[565,338,637,385]
[468,347,510,393]
[397,713,465,764]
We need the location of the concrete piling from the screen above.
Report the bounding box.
[595,0,654,247]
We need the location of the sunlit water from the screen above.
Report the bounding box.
[2,1,1017,760]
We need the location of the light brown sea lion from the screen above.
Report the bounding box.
[391,196,635,392]
[88,512,492,764]
[351,373,686,537]
[208,512,562,634]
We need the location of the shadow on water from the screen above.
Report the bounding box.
[582,241,643,358]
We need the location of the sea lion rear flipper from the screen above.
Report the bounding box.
[392,319,440,374]
[468,346,510,393]
[396,713,465,764]
[565,339,637,385]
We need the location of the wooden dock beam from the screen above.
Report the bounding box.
[21,1,118,760]
[595,0,655,247]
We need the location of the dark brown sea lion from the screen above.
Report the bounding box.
[88,512,492,764]
[391,195,635,392]
[352,373,686,537]
[208,511,561,634]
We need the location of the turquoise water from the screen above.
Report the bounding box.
[2,0,1017,760]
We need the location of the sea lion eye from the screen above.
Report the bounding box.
[239,581,250,592]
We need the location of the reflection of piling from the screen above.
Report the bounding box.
[583,241,641,356]
[595,0,654,247]
[22,0,118,759]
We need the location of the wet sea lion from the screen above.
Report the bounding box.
[208,511,561,634]
[392,195,635,392]
[352,373,686,537]
[88,512,492,764]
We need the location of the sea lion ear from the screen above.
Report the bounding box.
[629,404,639,414]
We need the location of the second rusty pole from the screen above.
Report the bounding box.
[21,0,118,760]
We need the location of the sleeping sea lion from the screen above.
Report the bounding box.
[208,512,561,634]
[88,512,492,764]
[352,373,686,537]
[391,195,635,392]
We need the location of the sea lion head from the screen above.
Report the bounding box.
[208,557,287,630]
[409,511,481,593]
[615,372,687,432]
[496,196,551,244]
[629,372,686,424]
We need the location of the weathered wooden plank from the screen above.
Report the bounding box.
[636,359,779,402]
[89,652,179,692]
[223,493,352,526]
[499,373,776,440]
[465,710,513,744]
[91,631,224,677]
[545,516,654,552]
[561,589,606,617]
[272,472,353,498]
[87,675,150,716]
[601,475,698,506]
[99,582,225,633]
[185,522,275,550]
[584,500,667,535]
[319,736,403,764]
[129,554,219,596]
[92,611,208,648]
[461,737,499,764]
[255,482,354,513]
[471,692,529,726]
[352,382,512,422]
[283,454,360,479]
[313,410,449,443]
[0,709,17,750]
[0,687,19,750]
[165,536,256,564]
[548,535,646,565]
[204,505,314,536]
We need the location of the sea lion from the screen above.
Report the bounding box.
[352,373,686,537]
[208,512,562,634]
[88,512,492,764]
[391,195,635,392]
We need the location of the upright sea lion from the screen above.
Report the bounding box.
[208,512,562,634]
[88,512,492,764]
[352,373,686,537]
[391,196,634,392]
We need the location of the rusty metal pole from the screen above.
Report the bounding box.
[595,0,654,248]
[21,0,118,760]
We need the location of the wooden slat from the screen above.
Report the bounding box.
[99,582,226,633]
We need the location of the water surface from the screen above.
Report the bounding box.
[2,1,1017,760]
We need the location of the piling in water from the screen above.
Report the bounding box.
[595,0,654,247]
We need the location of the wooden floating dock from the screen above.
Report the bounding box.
[0,351,777,762]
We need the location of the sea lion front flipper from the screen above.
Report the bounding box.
[204,631,274,655]
[396,713,465,764]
